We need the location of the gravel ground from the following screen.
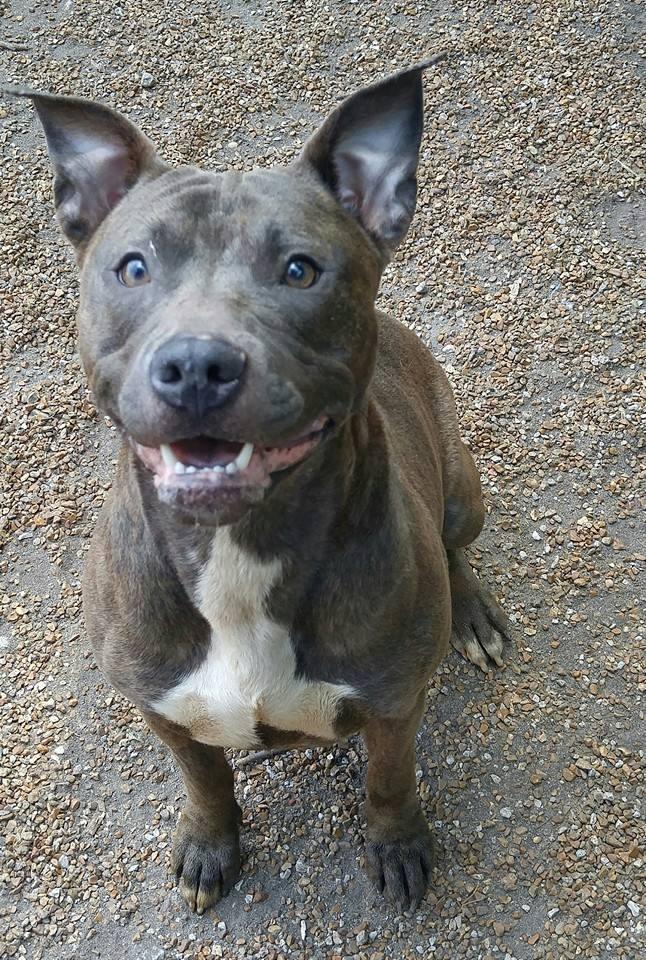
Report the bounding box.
[1,1,644,958]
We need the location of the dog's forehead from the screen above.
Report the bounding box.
[109,165,341,256]
[148,166,287,217]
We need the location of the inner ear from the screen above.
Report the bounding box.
[333,109,421,243]
[52,136,141,244]
[12,89,167,253]
[297,59,442,254]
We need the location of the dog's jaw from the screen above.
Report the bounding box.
[132,415,330,521]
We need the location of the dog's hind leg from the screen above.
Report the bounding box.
[442,442,511,672]
[446,548,510,671]
[144,712,241,913]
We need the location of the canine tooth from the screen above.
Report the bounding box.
[185,465,197,474]
[160,444,178,469]
[235,442,254,471]
[225,462,238,476]
[174,461,186,475]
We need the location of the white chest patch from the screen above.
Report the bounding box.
[151,529,355,749]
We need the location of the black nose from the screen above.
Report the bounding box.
[150,336,247,417]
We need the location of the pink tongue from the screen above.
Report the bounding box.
[170,437,242,468]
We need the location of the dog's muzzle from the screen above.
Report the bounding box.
[149,335,247,419]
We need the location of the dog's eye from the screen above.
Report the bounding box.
[117,255,150,287]
[284,257,319,289]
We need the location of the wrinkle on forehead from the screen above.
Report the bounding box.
[143,172,279,266]
[100,164,355,278]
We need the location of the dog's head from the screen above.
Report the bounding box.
[18,63,433,524]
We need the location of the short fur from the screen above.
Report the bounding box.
[12,60,510,913]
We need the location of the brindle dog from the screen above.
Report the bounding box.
[11,60,509,913]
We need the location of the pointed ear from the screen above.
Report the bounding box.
[7,88,167,253]
[298,58,442,254]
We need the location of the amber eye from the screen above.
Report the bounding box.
[284,257,320,289]
[117,255,150,287]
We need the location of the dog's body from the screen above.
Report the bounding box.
[86,310,477,743]
[15,61,509,913]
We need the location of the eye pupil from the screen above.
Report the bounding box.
[118,256,149,287]
[284,257,319,289]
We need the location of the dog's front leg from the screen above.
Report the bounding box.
[362,691,435,912]
[144,712,241,913]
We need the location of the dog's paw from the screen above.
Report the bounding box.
[365,828,436,912]
[172,821,240,914]
[451,586,511,673]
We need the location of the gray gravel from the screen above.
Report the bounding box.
[1,1,644,958]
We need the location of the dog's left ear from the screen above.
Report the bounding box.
[298,59,441,254]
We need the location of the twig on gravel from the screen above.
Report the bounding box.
[613,155,643,179]
[0,40,30,52]
[235,748,290,767]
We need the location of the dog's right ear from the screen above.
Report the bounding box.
[6,88,167,255]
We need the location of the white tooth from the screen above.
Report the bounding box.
[234,442,254,471]
[185,465,197,474]
[214,464,226,473]
[225,462,238,476]
[160,444,178,469]
[174,461,186,475]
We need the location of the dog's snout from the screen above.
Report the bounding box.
[150,336,247,417]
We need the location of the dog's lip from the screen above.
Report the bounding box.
[132,415,331,493]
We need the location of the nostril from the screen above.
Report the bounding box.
[150,336,246,413]
[159,363,182,384]
[206,353,245,384]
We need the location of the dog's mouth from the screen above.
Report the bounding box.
[133,415,331,503]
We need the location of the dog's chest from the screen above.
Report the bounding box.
[151,530,353,749]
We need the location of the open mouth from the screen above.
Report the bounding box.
[133,415,331,505]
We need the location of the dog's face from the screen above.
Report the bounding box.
[79,165,382,524]
[22,66,426,523]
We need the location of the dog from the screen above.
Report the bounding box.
[11,59,509,913]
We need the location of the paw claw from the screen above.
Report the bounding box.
[172,822,240,913]
[460,635,491,672]
[451,585,511,672]
[366,828,435,911]
[489,629,506,667]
